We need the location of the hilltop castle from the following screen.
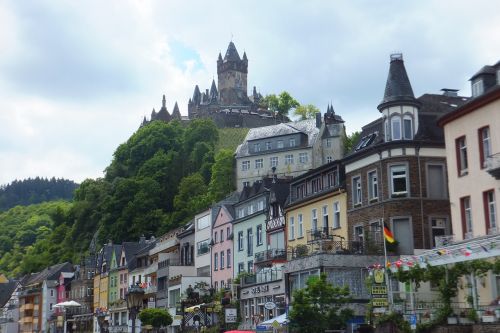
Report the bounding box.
[143,41,288,128]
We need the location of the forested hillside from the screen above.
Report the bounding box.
[0,177,78,211]
[0,119,239,277]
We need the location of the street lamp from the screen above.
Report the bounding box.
[125,284,144,333]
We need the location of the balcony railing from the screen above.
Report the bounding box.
[288,239,383,259]
[306,228,342,244]
[486,152,500,179]
[254,249,287,264]
[241,268,283,286]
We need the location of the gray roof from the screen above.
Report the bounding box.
[23,262,73,286]
[224,41,241,62]
[470,65,497,81]
[378,54,419,110]
[347,93,469,156]
[0,281,17,308]
[235,119,319,158]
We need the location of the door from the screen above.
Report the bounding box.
[392,218,413,254]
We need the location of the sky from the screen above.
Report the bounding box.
[0,0,499,186]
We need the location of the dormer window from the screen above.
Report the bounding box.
[472,79,484,97]
[277,140,284,149]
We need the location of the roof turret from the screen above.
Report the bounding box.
[377,53,420,111]
[210,79,218,100]
[192,85,201,105]
[172,102,181,120]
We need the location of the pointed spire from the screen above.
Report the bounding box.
[242,51,248,61]
[162,94,166,108]
[193,85,201,105]
[172,102,181,120]
[218,52,223,62]
[210,79,218,100]
[378,53,420,111]
[151,108,157,119]
[224,41,241,62]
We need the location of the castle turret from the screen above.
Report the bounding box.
[378,54,420,141]
[210,79,218,101]
[172,102,181,120]
[217,41,248,104]
[156,94,171,122]
[192,85,201,105]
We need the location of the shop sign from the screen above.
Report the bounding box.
[371,285,387,295]
[225,308,237,323]
[251,285,270,294]
[372,298,388,307]
[264,301,276,310]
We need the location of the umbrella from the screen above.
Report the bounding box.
[184,303,205,313]
[54,300,82,308]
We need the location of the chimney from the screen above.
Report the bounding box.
[315,112,322,128]
[139,235,146,244]
[441,88,459,97]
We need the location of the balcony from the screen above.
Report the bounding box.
[143,262,158,276]
[486,152,500,179]
[144,284,157,295]
[241,268,283,287]
[254,249,287,265]
[266,216,285,232]
[289,239,383,259]
[306,228,342,244]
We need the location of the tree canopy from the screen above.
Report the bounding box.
[263,91,300,116]
[0,119,243,277]
[294,104,320,120]
[289,273,354,333]
[138,308,173,331]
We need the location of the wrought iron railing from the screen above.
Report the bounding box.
[288,239,383,260]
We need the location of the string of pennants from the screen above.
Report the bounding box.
[367,234,500,272]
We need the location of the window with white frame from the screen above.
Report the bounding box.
[227,249,231,268]
[285,154,294,165]
[322,205,329,231]
[256,225,263,246]
[277,140,284,149]
[255,159,263,169]
[391,116,401,140]
[484,190,497,231]
[289,216,295,240]
[197,215,210,230]
[403,116,413,140]
[270,156,278,167]
[220,229,224,242]
[238,231,244,251]
[326,156,333,163]
[214,231,218,243]
[456,136,468,175]
[266,142,272,150]
[247,228,253,256]
[479,127,491,168]
[238,263,244,273]
[254,143,261,152]
[333,202,340,229]
[311,209,318,231]
[352,175,362,205]
[472,79,484,97]
[242,160,250,171]
[289,138,296,147]
[299,152,308,163]
[326,138,332,147]
[220,251,225,270]
[461,196,473,238]
[298,214,304,237]
[354,225,364,242]
[368,170,378,200]
[390,164,408,196]
[243,181,250,188]
[214,253,218,271]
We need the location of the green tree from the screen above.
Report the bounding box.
[208,149,235,202]
[294,104,320,120]
[289,273,353,333]
[138,308,172,332]
[172,173,210,225]
[263,91,300,116]
[343,131,361,153]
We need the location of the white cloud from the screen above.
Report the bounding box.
[0,0,499,185]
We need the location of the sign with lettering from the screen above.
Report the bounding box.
[251,285,270,294]
[225,308,237,323]
[264,301,276,310]
[373,269,385,283]
[371,285,387,295]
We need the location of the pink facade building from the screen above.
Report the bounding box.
[211,204,235,291]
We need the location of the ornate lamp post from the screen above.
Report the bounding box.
[125,284,144,333]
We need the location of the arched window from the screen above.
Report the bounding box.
[403,115,413,140]
[391,116,401,140]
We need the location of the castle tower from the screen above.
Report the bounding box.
[156,94,172,122]
[378,53,421,142]
[217,41,248,105]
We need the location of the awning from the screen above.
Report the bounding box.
[184,304,205,313]
[54,301,81,308]
[260,313,288,326]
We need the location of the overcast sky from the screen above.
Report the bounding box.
[0,0,499,185]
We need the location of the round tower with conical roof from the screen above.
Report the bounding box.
[378,53,421,142]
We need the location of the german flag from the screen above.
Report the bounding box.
[383,223,395,243]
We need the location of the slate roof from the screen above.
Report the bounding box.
[0,281,17,308]
[96,244,122,274]
[378,54,419,110]
[23,262,73,287]
[211,191,240,224]
[268,178,291,207]
[470,65,497,81]
[235,119,319,158]
[347,93,469,157]
[224,41,241,62]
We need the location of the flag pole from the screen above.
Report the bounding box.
[382,219,393,310]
